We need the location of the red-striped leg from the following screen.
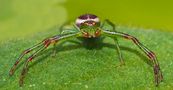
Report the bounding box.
[19,46,46,86]
[102,30,163,86]
[9,32,81,86]
[9,42,43,76]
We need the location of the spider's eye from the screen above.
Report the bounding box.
[95,29,101,37]
[83,32,89,37]
[92,22,96,25]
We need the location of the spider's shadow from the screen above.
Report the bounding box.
[28,37,152,69]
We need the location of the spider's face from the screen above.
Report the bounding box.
[75,14,101,38]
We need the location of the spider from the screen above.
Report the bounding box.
[9,14,163,86]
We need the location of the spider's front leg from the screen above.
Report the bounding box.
[9,42,43,76]
[10,32,81,86]
[102,30,163,86]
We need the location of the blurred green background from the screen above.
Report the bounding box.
[0,0,173,41]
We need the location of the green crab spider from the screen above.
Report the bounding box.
[9,14,163,86]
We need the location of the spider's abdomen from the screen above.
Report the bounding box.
[75,14,100,27]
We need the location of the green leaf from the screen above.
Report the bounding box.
[0,26,173,89]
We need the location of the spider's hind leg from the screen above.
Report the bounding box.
[113,38,125,67]
[51,22,78,57]
[102,19,125,66]
[59,21,78,34]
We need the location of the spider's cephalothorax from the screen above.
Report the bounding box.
[76,14,101,38]
[10,14,163,87]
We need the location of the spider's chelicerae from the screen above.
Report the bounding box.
[9,14,163,86]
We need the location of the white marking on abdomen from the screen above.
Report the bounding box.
[75,17,99,25]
